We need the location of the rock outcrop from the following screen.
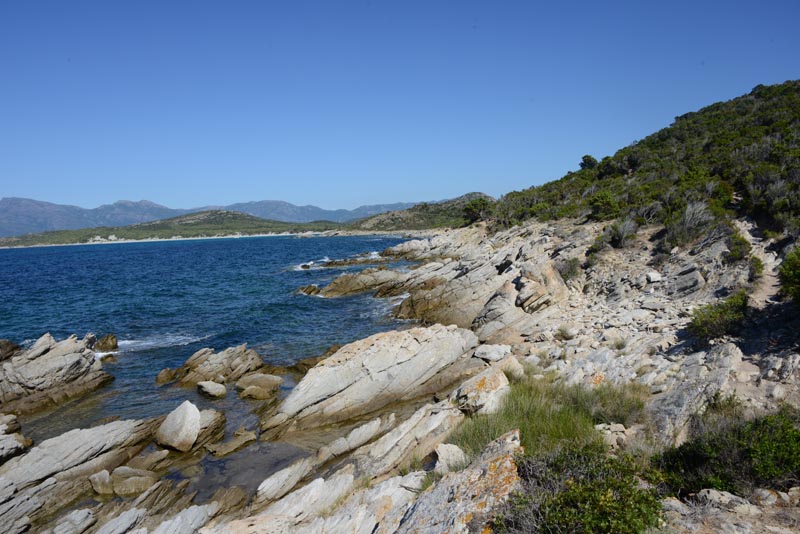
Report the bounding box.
[0,414,29,465]
[158,344,263,386]
[0,333,112,415]
[262,325,478,433]
[393,430,522,533]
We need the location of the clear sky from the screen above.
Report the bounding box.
[1,1,798,210]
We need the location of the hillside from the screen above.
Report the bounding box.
[0,198,418,238]
[0,210,341,247]
[348,192,494,231]
[492,80,800,238]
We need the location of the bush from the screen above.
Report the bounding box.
[688,290,748,341]
[779,247,800,300]
[665,201,714,247]
[723,231,752,264]
[748,255,764,281]
[556,257,582,282]
[654,406,800,496]
[608,217,638,248]
[497,445,662,534]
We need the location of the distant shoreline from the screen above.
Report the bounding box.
[0,229,435,250]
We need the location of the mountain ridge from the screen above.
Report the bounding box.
[0,197,419,237]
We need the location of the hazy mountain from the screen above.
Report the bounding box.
[0,197,418,237]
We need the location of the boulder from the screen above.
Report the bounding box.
[162,344,264,386]
[240,386,272,400]
[95,334,118,352]
[297,284,321,296]
[449,365,510,415]
[0,413,30,464]
[393,430,522,534]
[262,325,478,432]
[89,469,113,495]
[235,373,282,391]
[433,443,468,475]
[154,401,201,452]
[0,333,113,415]
[197,381,227,399]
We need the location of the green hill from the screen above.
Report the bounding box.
[492,80,800,237]
[0,210,341,247]
[348,193,494,231]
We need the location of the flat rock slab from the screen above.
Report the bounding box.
[263,325,478,432]
[198,381,227,398]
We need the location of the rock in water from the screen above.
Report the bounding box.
[197,381,227,398]
[94,333,118,352]
[0,333,113,415]
[155,400,201,452]
[160,344,264,386]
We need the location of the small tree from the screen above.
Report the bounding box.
[463,197,492,224]
[580,154,598,170]
[779,247,800,300]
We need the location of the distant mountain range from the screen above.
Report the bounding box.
[0,197,418,237]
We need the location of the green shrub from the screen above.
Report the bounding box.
[497,444,662,534]
[556,257,582,282]
[748,255,764,281]
[724,232,752,264]
[654,406,800,496]
[779,247,800,300]
[688,290,748,340]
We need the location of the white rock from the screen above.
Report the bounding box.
[449,365,510,415]
[197,381,227,398]
[646,271,662,283]
[433,443,468,475]
[155,400,201,452]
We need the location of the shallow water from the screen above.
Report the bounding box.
[0,235,410,441]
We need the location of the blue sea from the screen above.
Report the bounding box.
[0,235,410,444]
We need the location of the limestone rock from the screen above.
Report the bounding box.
[262,325,477,432]
[394,430,522,533]
[150,502,220,534]
[433,443,468,475]
[0,414,30,464]
[235,373,282,392]
[50,508,96,534]
[240,386,272,400]
[161,344,264,386]
[351,401,464,479]
[316,414,395,465]
[449,365,510,415]
[154,401,201,452]
[297,284,321,296]
[110,466,158,497]
[197,381,227,398]
[473,344,512,362]
[205,428,256,457]
[254,456,315,506]
[0,333,112,415]
[303,472,426,534]
[89,469,113,495]
[95,334,118,352]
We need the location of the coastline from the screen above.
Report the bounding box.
[0,228,438,250]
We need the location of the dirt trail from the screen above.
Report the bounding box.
[733,219,781,309]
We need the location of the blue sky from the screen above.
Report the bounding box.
[1,1,798,210]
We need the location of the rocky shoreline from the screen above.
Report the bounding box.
[1,218,799,532]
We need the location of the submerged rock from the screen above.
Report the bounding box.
[0,333,113,415]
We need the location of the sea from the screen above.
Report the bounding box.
[0,235,411,459]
